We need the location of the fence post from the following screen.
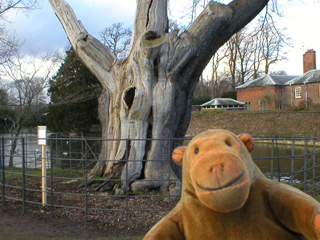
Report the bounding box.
[85,140,88,222]
[290,140,295,185]
[22,137,26,214]
[303,139,308,193]
[69,135,72,169]
[275,138,281,182]
[125,138,130,227]
[271,139,274,180]
[167,138,171,198]
[42,144,47,205]
[82,138,85,172]
[50,136,54,218]
[1,137,5,207]
[38,126,47,205]
[312,138,316,198]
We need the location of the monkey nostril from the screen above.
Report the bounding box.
[210,165,224,173]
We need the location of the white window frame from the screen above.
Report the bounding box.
[259,100,267,111]
[295,87,302,99]
[245,101,251,111]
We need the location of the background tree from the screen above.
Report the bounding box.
[221,90,237,99]
[99,22,132,59]
[50,0,270,193]
[47,47,101,132]
[0,85,8,106]
[0,84,11,132]
[1,51,59,166]
[203,1,290,97]
[192,76,212,105]
[235,27,255,85]
[0,0,39,66]
[254,12,289,75]
[225,33,239,91]
[0,27,21,65]
[0,0,42,135]
[205,49,228,99]
[0,0,38,16]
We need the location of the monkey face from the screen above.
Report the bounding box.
[173,130,255,213]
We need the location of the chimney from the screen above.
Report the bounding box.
[303,49,316,73]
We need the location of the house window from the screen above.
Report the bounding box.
[295,87,302,99]
[244,101,251,111]
[259,100,267,110]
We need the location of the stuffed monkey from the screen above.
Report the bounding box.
[144,129,320,240]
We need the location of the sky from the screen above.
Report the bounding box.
[4,0,320,76]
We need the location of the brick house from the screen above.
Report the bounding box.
[284,70,320,108]
[236,49,319,110]
[236,75,297,110]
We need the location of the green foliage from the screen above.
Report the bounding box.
[192,94,211,105]
[24,111,46,127]
[3,168,82,180]
[287,106,306,112]
[0,108,15,131]
[221,91,237,99]
[47,48,102,132]
[0,108,44,132]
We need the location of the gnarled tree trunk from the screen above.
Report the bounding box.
[49,0,269,193]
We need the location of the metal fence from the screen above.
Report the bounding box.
[0,134,320,229]
[253,137,320,195]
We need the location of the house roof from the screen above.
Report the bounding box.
[284,69,320,85]
[200,98,244,107]
[236,74,298,89]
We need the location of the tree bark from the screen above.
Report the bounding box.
[49,0,269,193]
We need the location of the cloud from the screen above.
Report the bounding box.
[275,2,320,75]
[3,0,320,76]
[5,0,136,55]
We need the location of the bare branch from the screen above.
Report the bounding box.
[181,0,269,77]
[49,0,117,93]
[0,0,38,18]
[99,22,132,59]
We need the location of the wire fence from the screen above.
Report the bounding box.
[0,134,320,229]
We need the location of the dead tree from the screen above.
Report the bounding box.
[49,0,269,193]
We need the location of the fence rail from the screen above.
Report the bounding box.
[0,134,320,229]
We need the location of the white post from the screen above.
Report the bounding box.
[38,126,47,205]
[41,144,47,205]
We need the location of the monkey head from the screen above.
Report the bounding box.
[172,129,258,213]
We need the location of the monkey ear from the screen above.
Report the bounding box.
[172,146,187,166]
[238,134,254,152]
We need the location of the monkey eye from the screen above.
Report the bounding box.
[194,147,199,154]
[225,141,232,147]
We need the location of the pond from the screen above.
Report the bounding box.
[252,140,320,184]
[0,134,42,169]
